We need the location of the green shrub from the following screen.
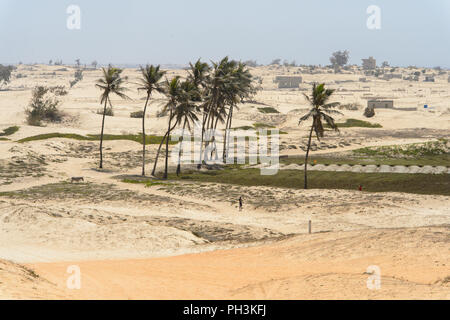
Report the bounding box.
[130,111,144,118]
[257,107,280,114]
[0,126,19,136]
[97,107,114,116]
[25,86,63,126]
[330,118,382,128]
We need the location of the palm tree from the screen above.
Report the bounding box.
[161,77,182,179]
[199,57,236,165]
[186,60,210,167]
[222,61,255,161]
[299,83,341,189]
[175,80,200,175]
[137,65,166,176]
[95,66,129,169]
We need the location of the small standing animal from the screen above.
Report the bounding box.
[71,177,84,183]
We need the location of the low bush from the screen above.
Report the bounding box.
[0,126,19,136]
[25,86,63,126]
[97,107,114,116]
[257,107,280,114]
[130,111,144,118]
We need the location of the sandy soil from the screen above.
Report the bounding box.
[26,226,450,300]
[0,64,449,299]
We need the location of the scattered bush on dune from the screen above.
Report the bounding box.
[97,107,114,116]
[130,111,144,118]
[257,107,279,114]
[0,126,19,136]
[25,86,63,126]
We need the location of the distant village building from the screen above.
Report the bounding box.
[448,75,450,83]
[274,76,302,88]
[368,100,394,109]
[424,75,435,82]
[362,57,376,70]
[359,77,367,82]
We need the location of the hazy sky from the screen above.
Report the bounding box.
[1,0,449,67]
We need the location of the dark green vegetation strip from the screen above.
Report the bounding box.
[167,168,450,196]
[281,154,450,167]
[282,140,450,167]
[329,119,382,128]
[233,123,288,134]
[0,126,19,136]
[17,133,176,145]
[257,107,279,114]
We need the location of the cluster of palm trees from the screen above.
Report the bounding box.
[95,57,256,179]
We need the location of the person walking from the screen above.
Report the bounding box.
[239,196,243,211]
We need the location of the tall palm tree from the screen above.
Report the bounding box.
[186,60,210,167]
[162,76,182,179]
[222,61,255,161]
[137,65,166,176]
[95,66,129,169]
[188,59,210,93]
[299,83,341,189]
[199,57,236,165]
[175,80,199,175]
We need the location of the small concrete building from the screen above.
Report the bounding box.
[448,75,450,83]
[424,75,435,82]
[362,57,376,70]
[368,100,394,109]
[274,76,302,88]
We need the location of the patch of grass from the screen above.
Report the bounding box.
[330,118,382,128]
[18,133,175,145]
[169,168,450,196]
[253,122,275,129]
[122,179,171,187]
[0,138,9,141]
[354,139,449,157]
[281,153,450,167]
[233,125,254,130]
[0,126,19,136]
[233,123,287,134]
[0,181,172,202]
[257,107,280,114]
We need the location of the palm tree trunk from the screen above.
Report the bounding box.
[223,105,233,161]
[211,115,220,160]
[197,110,208,169]
[99,98,108,169]
[304,123,315,189]
[141,94,150,176]
[163,109,173,179]
[177,118,188,176]
[152,117,177,176]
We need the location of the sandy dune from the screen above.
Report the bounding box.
[0,64,449,299]
[24,227,450,300]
